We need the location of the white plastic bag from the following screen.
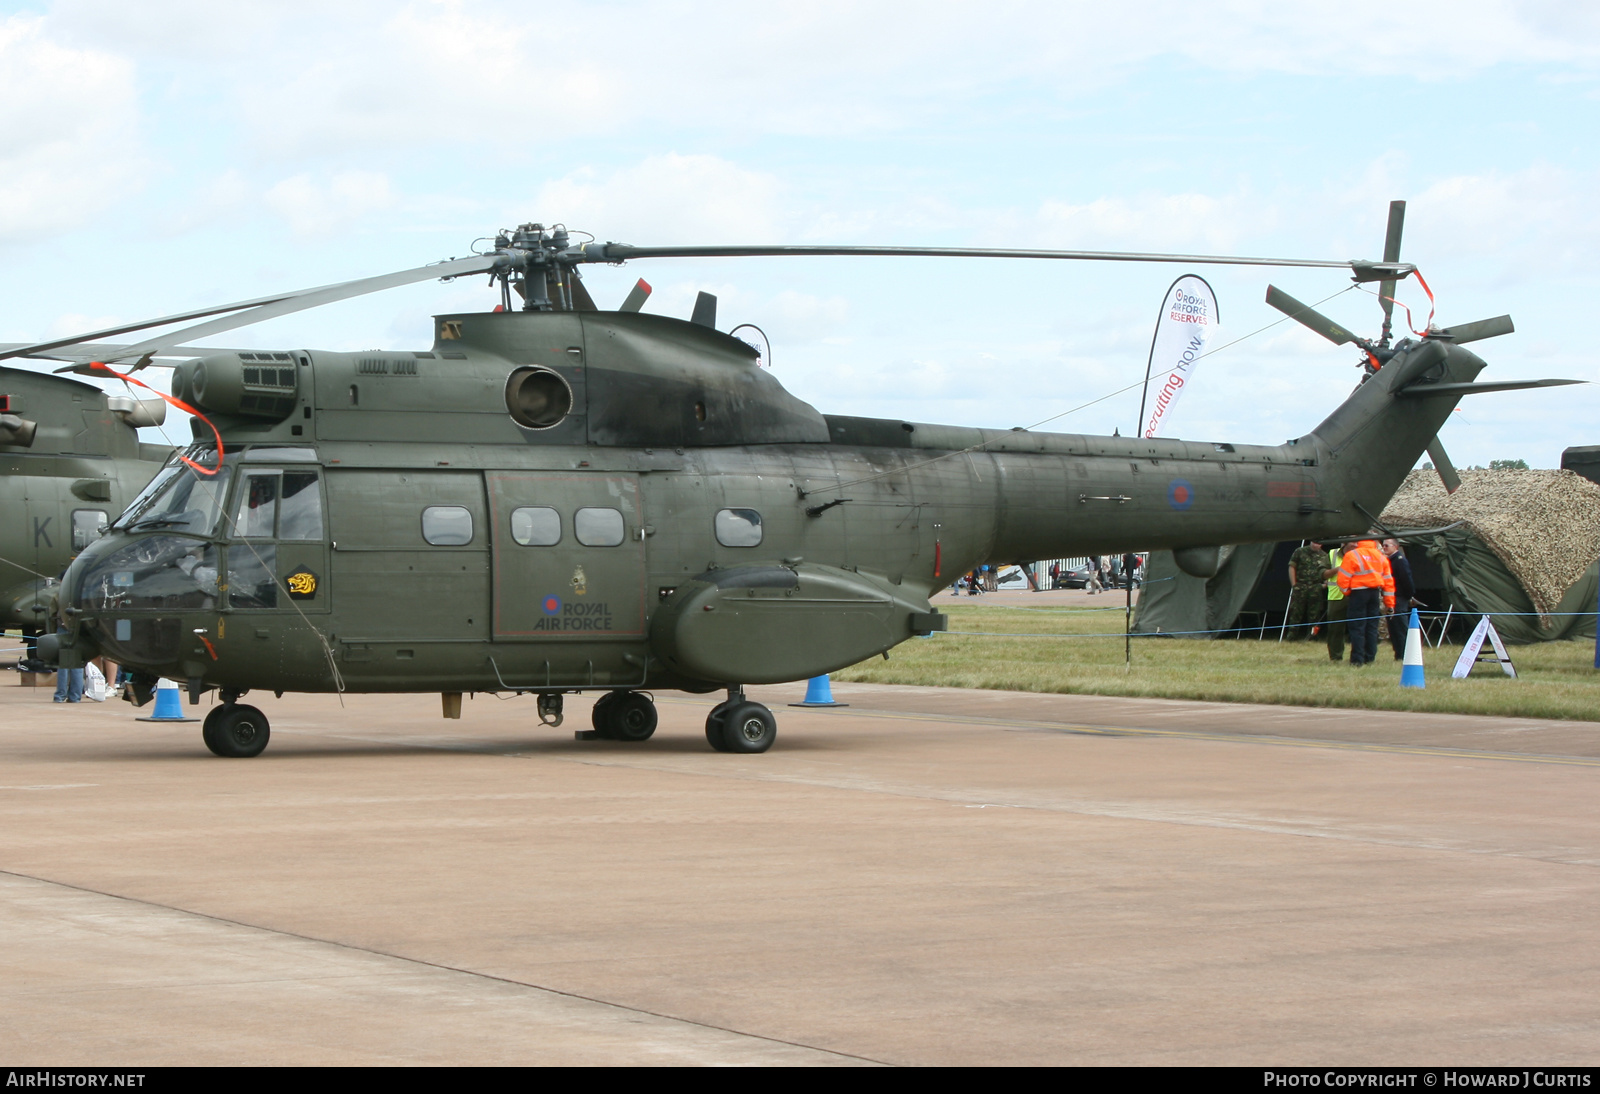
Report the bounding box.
[84,663,107,703]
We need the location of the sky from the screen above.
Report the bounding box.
[1,0,1596,468]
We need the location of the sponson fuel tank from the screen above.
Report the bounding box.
[650,562,947,684]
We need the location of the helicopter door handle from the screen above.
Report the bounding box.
[1079,494,1131,505]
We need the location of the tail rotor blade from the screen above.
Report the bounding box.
[1265,285,1359,345]
[1438,315,1514,344]
[1379,200,1406,344]
[619,278,652,312]
[1427,437,1461,494]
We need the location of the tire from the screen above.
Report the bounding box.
[608,692,657,742]
[719,701,776,754]
[201,706,227,756]
[590,691,620,736]
[205,704,270,758]
[705,700,735,752]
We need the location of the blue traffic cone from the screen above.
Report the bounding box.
[789,674,849,708]
[1399,609,1426,689]
[137,678,198,722]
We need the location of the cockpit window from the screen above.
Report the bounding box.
[231,469,323,541]
[114,448,232,537]
[235,472,278,538]
[77,536,220,612]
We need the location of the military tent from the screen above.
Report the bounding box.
[1380,469,1600,644]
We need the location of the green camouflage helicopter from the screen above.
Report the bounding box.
[9,205,1576,757]
[0,363,171,643]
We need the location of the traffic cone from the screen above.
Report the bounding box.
[1400,609,1426,689]
[789,674,848,708]
[137,678,197,722]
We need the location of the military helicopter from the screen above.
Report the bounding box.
[0,363,171,644]
[7,208,1577,758]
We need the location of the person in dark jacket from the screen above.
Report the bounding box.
[1383,539,1418,660]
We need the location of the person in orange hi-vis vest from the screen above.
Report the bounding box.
[1336,535,1396,667]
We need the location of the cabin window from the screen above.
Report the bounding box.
[714,508,762,547]
[510,506,561,546]
[71,509,108,550]
[422,505,474,546]
[574,507,624,547]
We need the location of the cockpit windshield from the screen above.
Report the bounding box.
[113,446,233,537]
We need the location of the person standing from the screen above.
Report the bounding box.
[1383,539,1417,660]
[49,590,82,703]
[1122,552,1139,590]
[1324,543,1347,662]
[1338,534,1396,667]
[1087,556,1104,595]
[1285,540,1327,641]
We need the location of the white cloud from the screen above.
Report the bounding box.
[531,154,784,243]
[1031,193,1259,253]
[39,1,1600,164]
[0,15,144,244]
[265,171,397,238]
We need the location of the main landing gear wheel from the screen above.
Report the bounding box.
[202,704,271,758]
[592,691,657,741]
[714,701,777,754]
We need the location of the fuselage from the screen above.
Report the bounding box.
[54,308,1480,697]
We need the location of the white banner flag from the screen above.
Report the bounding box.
[1140,275,1218,439]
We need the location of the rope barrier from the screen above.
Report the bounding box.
[935,608,1600,643]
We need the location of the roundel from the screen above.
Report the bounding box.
[541,594,563,616]
[1168,479,1195,510]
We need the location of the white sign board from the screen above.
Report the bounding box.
[1452,615,1517,679]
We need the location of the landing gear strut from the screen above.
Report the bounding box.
[705,686,776,754]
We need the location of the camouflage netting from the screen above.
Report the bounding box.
[1381,468,1600,628]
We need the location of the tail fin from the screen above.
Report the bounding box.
[1308,338,1484,528]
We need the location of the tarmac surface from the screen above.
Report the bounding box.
[3,660,1599,1065]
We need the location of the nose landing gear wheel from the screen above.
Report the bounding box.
[590,691,657,741]
[705,700,735,752]
[607,692,658,742]
[202,704,271,758]
[713,701,776,754]
[590,691,620,735]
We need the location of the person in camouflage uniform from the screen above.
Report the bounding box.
[1284,540,1327,641]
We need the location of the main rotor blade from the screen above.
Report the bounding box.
[1427,438,1462,494]
[0,342,246,363]
[582,242,1379,273]
[1438,315,1514,344]
[1264,285,1359,345]
[0,255,499,364]
[1379,200,1406,337]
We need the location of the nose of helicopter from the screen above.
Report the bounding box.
[66,531,222,673]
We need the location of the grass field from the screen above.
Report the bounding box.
[837,597,1600,722]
